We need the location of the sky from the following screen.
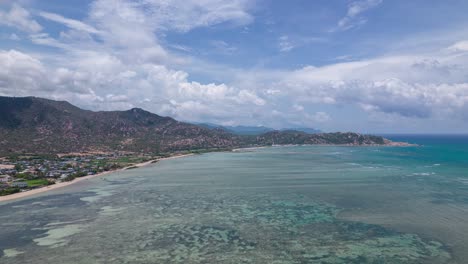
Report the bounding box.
[1,0,468,133]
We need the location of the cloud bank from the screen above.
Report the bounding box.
[1,0,468,132]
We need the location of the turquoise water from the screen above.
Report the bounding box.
[1,136,468,263]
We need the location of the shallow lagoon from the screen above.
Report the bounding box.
[2,143,468,263]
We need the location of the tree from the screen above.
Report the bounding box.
[14,164,22,171]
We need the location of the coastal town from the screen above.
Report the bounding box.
[0,152,163,197]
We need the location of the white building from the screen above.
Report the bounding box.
[11,182,28,188]
[0,175,12,183]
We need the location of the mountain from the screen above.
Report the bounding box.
[281,127,321,134]
[223,125,273,135]
[0,96,242,154]
[196,123,320,135]
[0,96,396,155]
[254,130,385,145]
[195,123,273,135]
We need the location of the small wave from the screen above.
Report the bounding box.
[424,163,442,168]
[411,172,436,176]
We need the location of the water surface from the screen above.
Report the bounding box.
[2,137,468,263]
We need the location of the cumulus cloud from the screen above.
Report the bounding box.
[273,50,468,119]
[0,50,50,95]
[0,3,42,33]
[0,0,263,120]
[0,47,267,123]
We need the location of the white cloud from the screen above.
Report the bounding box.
[0,45,268,123]
[0,0,261,123]
[3,0,468,131]
[210,40,238,54]
[1,0,263,120]
[265,89,281,95]
[448,40,468,52]
[334,55,353,61]
[273,50,468,119]
[0,50,50,95]
[30,33,72,50]
[278,35,327,53]
[39,12,100,34]
[170,44,192,53]
[278,35,295,52]
[0,3,42,33]
[179,81,231,101]
[140,0,254,32]
[237,90,266,106]
[89,0,162,49]
[334,0,383,31]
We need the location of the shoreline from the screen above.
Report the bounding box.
[0,141,413,203]
[232,142,417,151]
[0,153,194,203]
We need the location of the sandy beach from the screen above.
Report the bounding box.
[0,153,194,202]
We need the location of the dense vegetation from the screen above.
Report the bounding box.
[0,187,20,196]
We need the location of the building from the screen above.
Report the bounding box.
[11,182,28,188]
[46,171,61,178]
[0,175,12,183]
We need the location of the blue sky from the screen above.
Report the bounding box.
[1,0,468,133]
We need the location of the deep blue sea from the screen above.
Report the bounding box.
[384,134,468,167]
[1,135,468,263]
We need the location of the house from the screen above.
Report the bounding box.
[0,175,12,183]
[11,182,28,188]
[47,171,61,178]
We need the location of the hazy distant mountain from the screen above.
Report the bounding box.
[196,123,321,135]
[196,123,274,135]
[281,127,321,134]
[0,96,392,155]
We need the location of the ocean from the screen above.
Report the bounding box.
[1,135,468,263]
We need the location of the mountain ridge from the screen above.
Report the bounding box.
[0,96,398,155]
[195,123,321,135]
